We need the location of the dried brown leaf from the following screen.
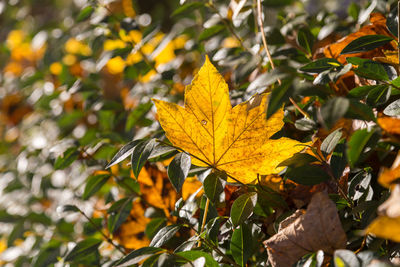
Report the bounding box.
[264,192,347,267]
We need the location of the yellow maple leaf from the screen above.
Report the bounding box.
[153,56,309,184]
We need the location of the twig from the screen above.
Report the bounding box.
[77,207,126,254]
[256,0,278,80]
[198,198,210,247]
[398,0,400,73]
[256,0,309,119]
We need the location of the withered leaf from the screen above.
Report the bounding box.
[264,192,347,267]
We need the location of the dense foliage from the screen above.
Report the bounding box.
[2,0,400,266]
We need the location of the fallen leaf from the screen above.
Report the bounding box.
[378,117,400,135]
[153,56,309,183]
[324,13,396,64]
[373,50,399,67]
[264,192,347,267]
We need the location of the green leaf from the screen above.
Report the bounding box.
[347,57,389,81]
[321,97,349,129]
[131,139,157,178]
[107,140,141,169]
[263,0,294,7]
[175,251,219,267]
[107,198,133,233]
[77,6,94,22]
[125,102,153,131]
[33,240,61,267]
[331,141,347,179]
[348,85,388,99]
[340,35,393,54]
[54,147,79,170]
[230,224,253,267]
[334,249,360,267]
[347,129,377,168]
[345,99,376,121]
[277,153,319,168]
[82,174,110,200]
[230,192,257,227]
[203,172,225,203]
[58,205,80,213]
[387,5,398,37]
[300,58,341,73]
[114,247,164,266]
[65,238,102,262]
[321,128,342,155]
[366,85,391,106]
[167,152,191,192]
[145,218,166,239]
[297,27,314,54]
[266,78,294,119]
[149,225,180,247]
[171,2,204,17]
[198,24,226,42]
[285,165,330,185]
[384,99,400,116]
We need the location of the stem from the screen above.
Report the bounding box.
[398,0,400,73]
[257,0,309,119]
[198,198,210,247]
[256,0,277,75]
[78,208,126,254]
[207,2,250,54]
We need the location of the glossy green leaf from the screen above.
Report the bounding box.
[82,174,110,200]
[171,2,204,17]
[65,238,102,262]
[131,139,157,178]
[167,152,191,192]
[149,225,180,247]
[54,147,79,170]
[114,247,164,267]
[285,165,330,185]
[321,97,349,129]
[77,6,94,22]
[340,35,393,54]
[230,192,257,227]
[300,58,341,73]
[277,153,319,168]
[266,78,293,119]
[321,128,342,155]
[107,198,133,233]
[198,24,225,42]
[107,140,139,170]
[175,251,219,267]
[384,99,400,116]
[231,223,254,267]
[297,27,314,54]
[347,129,376,167]
[347,57,389,81]
[348,85,388,99]
[203,172,225,203]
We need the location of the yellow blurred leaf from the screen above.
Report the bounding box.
[153,56,309,184]
[378,165,400,189]
[366,215,400,242]
[106,56,126,75]
[378,117,400,135]
[50,62,63,75]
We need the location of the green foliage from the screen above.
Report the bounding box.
[2,0,400,266]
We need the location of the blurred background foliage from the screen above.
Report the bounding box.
[2,0,400,266]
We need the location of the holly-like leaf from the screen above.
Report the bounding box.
[340,35,393,54]
[153,56,309,183]
[167,152,191,192]
[230,192,257,227]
